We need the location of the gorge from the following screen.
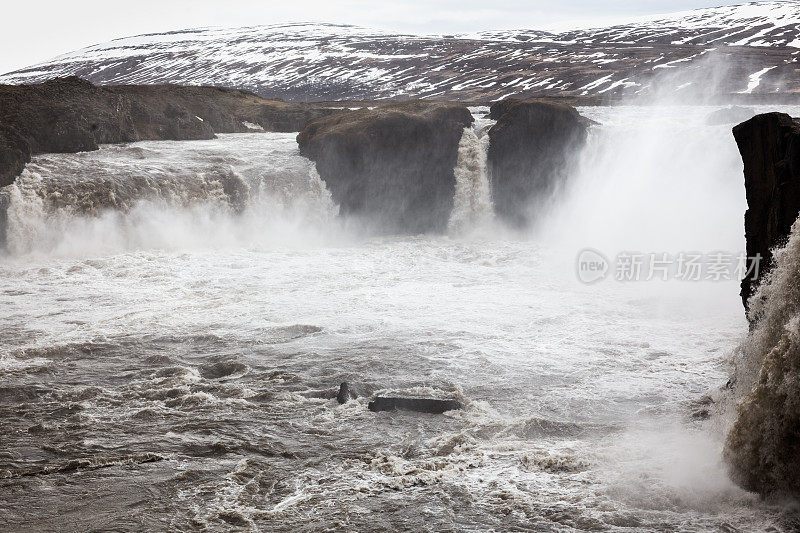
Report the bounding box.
[2,3,800,527]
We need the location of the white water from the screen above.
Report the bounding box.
[448,114,495,235]
[724,215,800,496]
[1,134,341,257]
[547,105,753,252]
[2,106,800,531]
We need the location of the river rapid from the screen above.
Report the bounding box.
[1,105,799,532]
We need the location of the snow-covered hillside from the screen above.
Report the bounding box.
[2,1,799,100]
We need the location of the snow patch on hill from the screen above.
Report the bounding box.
[2,3,799,100]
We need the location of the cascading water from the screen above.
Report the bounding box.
[447,109,495,234]
[543,106,751,252]
[723,215,800,496]
[4,106,800,531]
[0,134,339,256]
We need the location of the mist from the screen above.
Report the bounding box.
[1,30,797,529]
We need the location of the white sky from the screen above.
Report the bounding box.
[0,0,763,74]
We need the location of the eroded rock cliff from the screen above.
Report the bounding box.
[297,101,473,233]
[0,77,343,186]
[487,99,590,227]
[733,112,800,312]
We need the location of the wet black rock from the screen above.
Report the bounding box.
[733,112,800,312]
[367,396,462,414]
[297,101,473,234]
[337,382,352,404]
[198,361,249,380]
[487,99,591,227]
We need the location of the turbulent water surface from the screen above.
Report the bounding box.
[2,106,800,532]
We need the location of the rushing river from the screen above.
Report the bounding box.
[1,106,799,532]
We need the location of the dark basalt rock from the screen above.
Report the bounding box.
[0,77,343,186]
[367,396,462,414]
[487,99,590,227]
[337,382,352,404]
[0,123,30,188]
[111,82,343,134]
[733,112,800,313]
[0,77,214,159]
[297,101,473,234]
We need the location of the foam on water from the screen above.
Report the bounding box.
[1,106,798,530]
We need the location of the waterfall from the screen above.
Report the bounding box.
[447,121,494,234]
[723,214,800,496]
[0,135,339,256]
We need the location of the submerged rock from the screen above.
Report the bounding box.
[297,101,473,233]
[367,396,462,414]
[337,382,352,404]
[688,395,714,420]
[732,112,800,312]
[487,99,590,227]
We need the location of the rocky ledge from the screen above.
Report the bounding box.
[0,76,343,187]
[732,112,800,312]
[297,101,473,233]
[488,99,591,227]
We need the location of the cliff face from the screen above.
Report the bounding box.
[725,112,800,498]
[732,112,800,312]
[0,123,29,187]
[0,77,343,187]
[297,101,473,234]
[487,99,590,227]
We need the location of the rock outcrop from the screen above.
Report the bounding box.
[297,101,473,233]
[337,382,353,404]
[0,77,343,186]
[487,99,590,227]
[724,113,800,498]
[732,112,800,312]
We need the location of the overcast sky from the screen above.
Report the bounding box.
[0,0,765,74]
